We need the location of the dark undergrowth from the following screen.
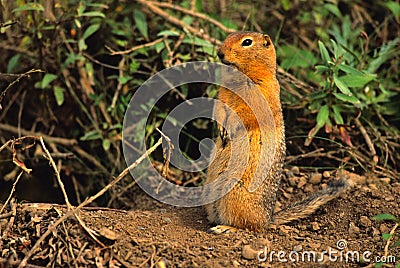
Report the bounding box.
[0,0,399,205]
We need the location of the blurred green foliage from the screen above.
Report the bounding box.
[0,0,399,202]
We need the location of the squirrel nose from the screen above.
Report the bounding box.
[217,50,225,61]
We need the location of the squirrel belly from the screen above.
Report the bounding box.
[203,32,352,233]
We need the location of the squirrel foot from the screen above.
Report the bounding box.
[208,225,238,234]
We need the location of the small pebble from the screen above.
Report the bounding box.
[297,177,307,188]
[255,238,270,247]
[323,171,331,178]
[293,245,302,251]
[304,184,314,193]
[359,216,371,227]
[163,217,172,223]
[288,177,298,187]
[348,222,360,237]
[368,184,378,190]
[232,260,240,267]
[155,259,167,268]
[99,227,118,240]
[348,173,367,185]
[311,222,320,231]
[291,166,300,175]
[242,245,258,260]
[309,173,322,185]
[380,224,390,234]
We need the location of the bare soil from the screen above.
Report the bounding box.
[1,170,399,267]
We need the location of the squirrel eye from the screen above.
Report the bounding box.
[241,38,253,47]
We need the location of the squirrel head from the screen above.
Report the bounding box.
[218,32,277,83]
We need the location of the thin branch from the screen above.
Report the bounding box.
[0,69,44,105]
[0,171,23,214]
[149,1,236,33]
[83,52,123,70]
[384,222,399,258]
[39,137,72,209]
[0,123,78,146]
[106,38,164,55]
[354,118,377,163]
[136,0,221,46]
[110,57,126,110]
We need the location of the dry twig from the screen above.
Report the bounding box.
[40,136,106,248]
[0,69,44,107]
[106,38,165,55]
[149,1,236,33]
[384,222,399,258]
[40,137,72,209]
[0,123,77,146]
[136,0,221,45]
[0,171,23,215]
[354,118,378,164]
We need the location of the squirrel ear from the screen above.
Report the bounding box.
[263,35,272,48]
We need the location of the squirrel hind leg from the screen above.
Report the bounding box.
[208,225,238,234]
[272,176,353,225]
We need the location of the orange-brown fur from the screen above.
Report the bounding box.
[204,32,351,233]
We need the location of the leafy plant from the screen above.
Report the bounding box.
[372,213,399,267]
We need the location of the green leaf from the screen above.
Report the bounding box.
[82,24,100,40]
[129,60,141,73]
[182,15,194,25]
[382,233,392,241]
[337,64,364,76]
[154,42,165,53]
[80,130,102,141]
[133,10,148,39]
[182,36,213,47]
[385,1,400,20]
[333,74,352,95]
[372,214,398,221]
[78,38,87,51]
[53,86,65,106]
[332,105,344,125]
[375,262,385,268]
[12,3,44,12]
[318,41,330,64]
[80,11,105,18]
[41,74,58,88]
[333,93,360,104]
[316,105,329,127]
[7,54,20,73]
[279,45,318,69]
[102,139,111,151]
[368,38,400,73]
[74,18,82,29]
[118,75,132,85]
[324,3,342,18]
[315,65,330,73]
[309,91,328,101]
[281,0,292,11]
[157,30,180,37]
[339,73,376,88]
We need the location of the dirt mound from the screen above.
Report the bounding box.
[1,173,399,267]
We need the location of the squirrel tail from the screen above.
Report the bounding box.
[272,177,353,225]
